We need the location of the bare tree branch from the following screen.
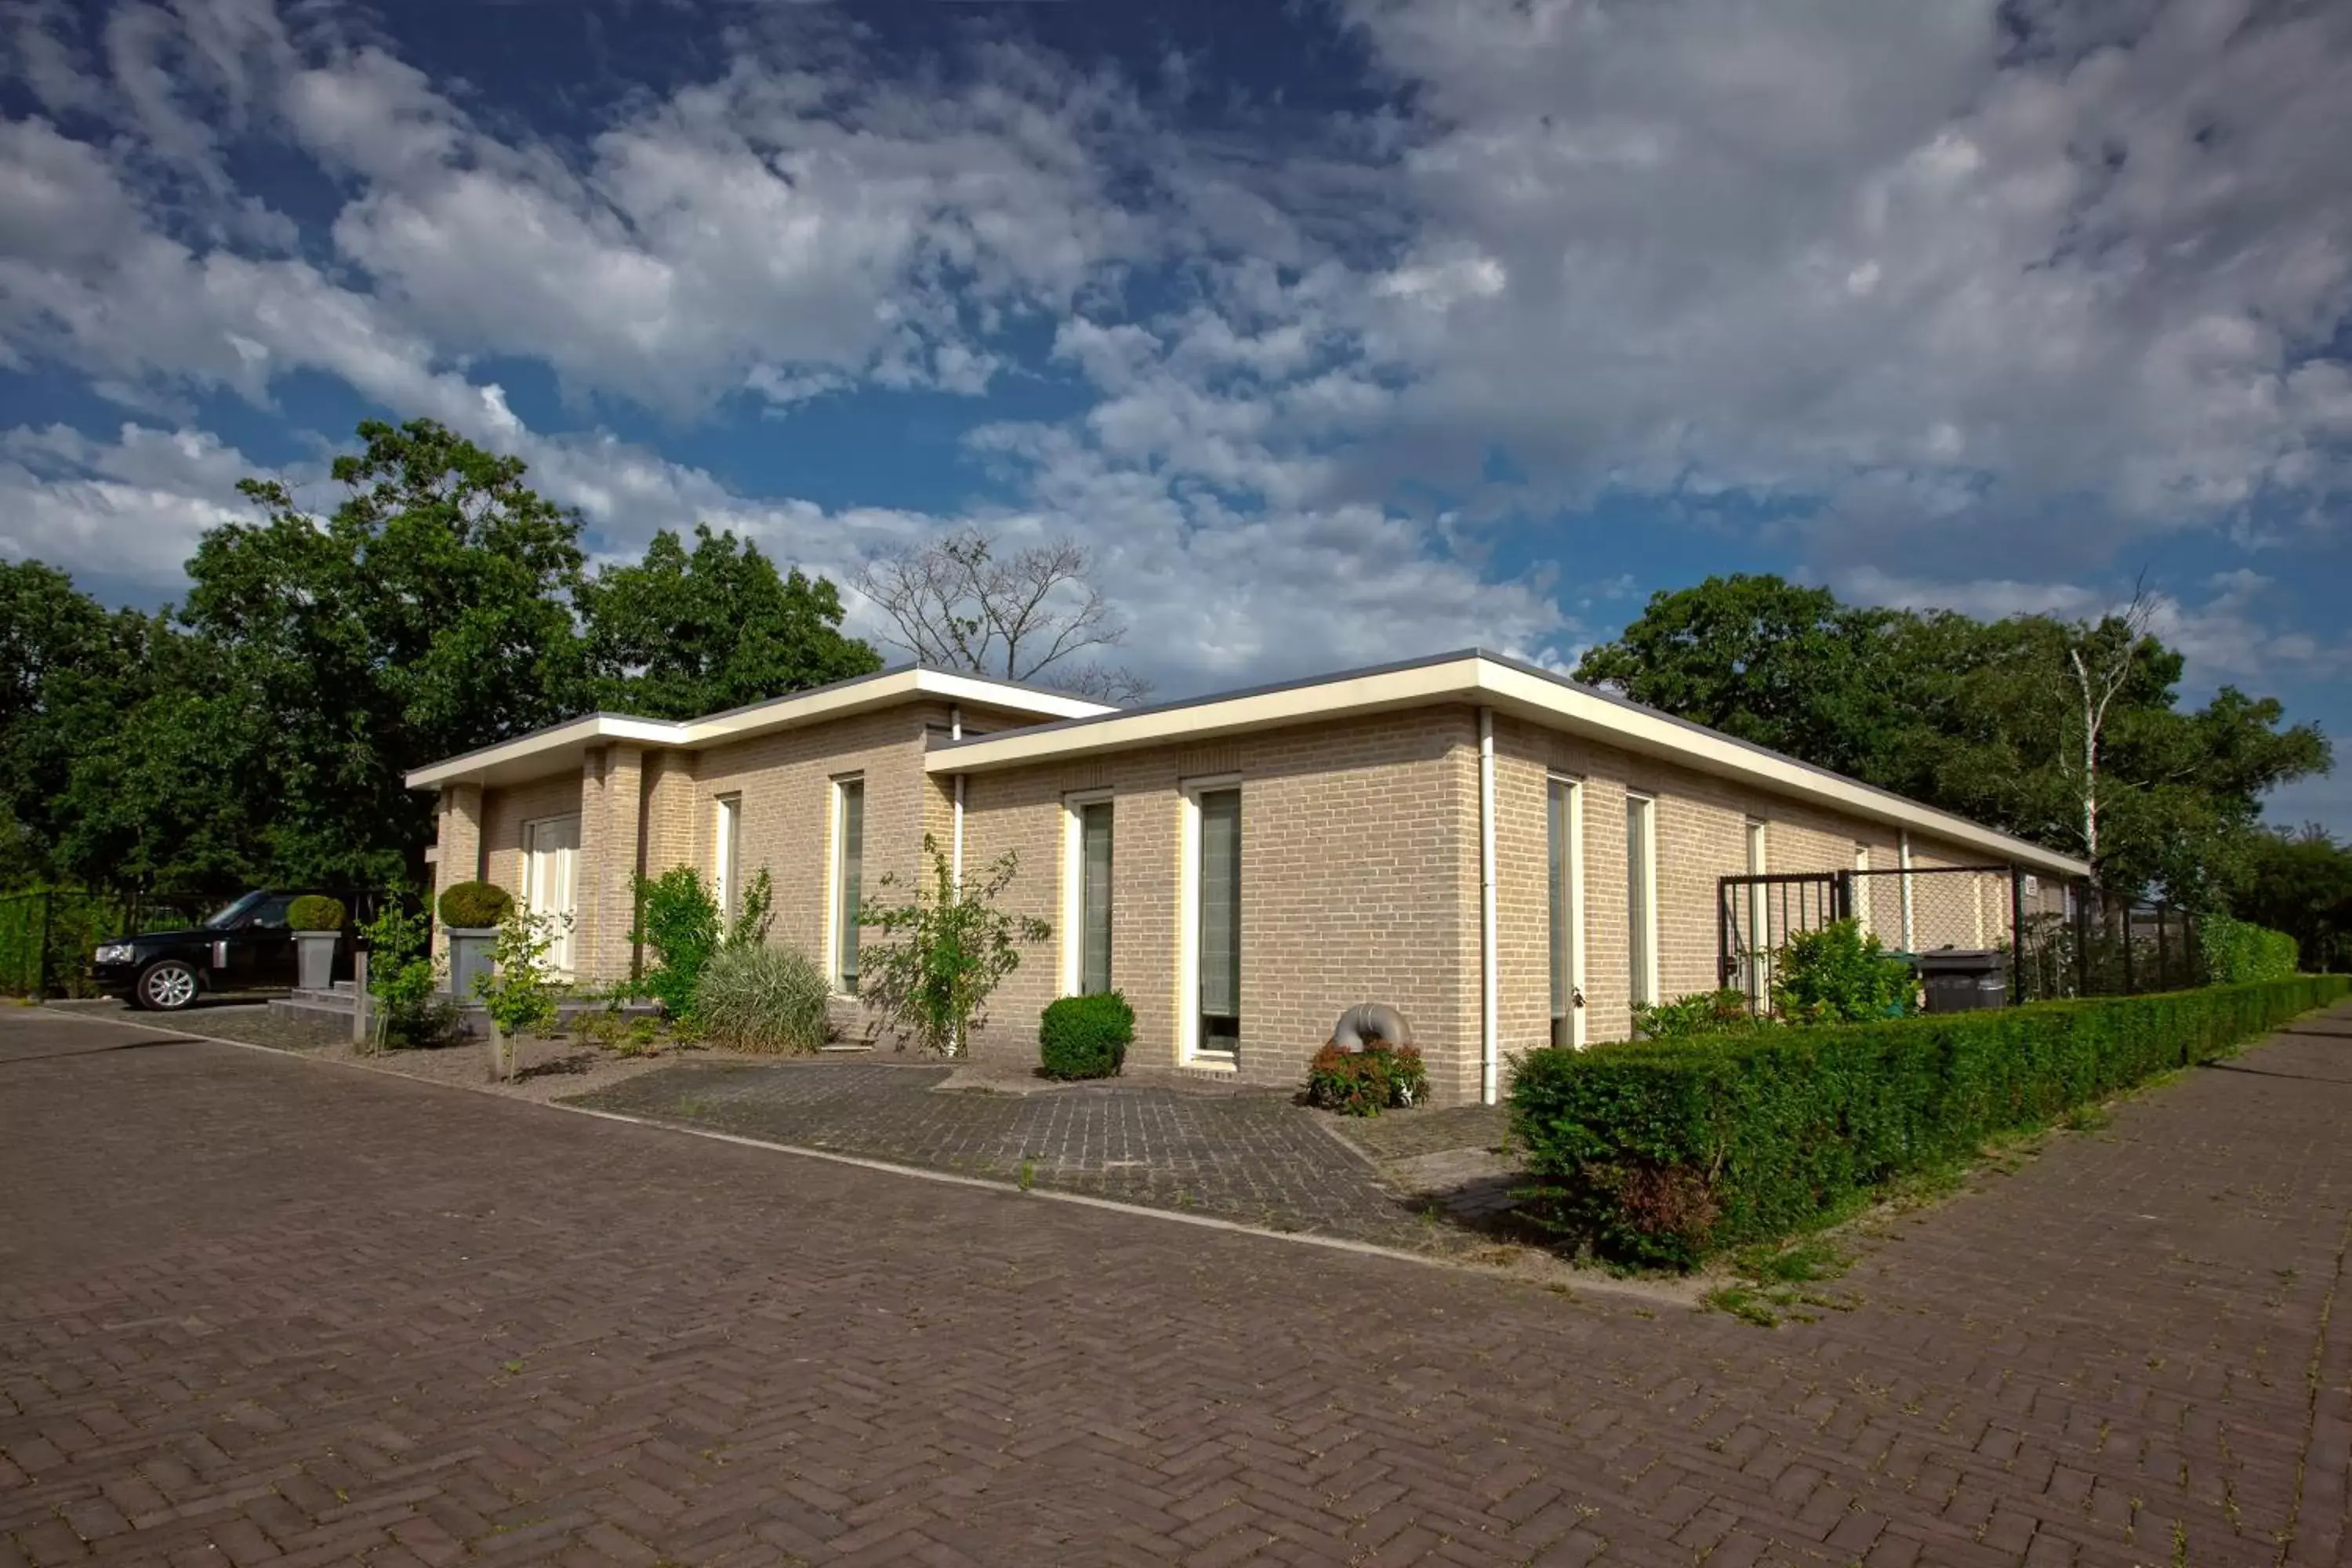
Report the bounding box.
[2054,571,2158,881]
[855,528,1149,703]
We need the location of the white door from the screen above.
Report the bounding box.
[524,815,580,974]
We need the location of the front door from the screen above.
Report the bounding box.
[524,815,581,975]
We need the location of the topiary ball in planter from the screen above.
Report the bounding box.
[437,880,514,930]
[1040,992,1134,1080]
[287,895,347,931]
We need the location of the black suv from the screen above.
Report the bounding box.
[93,890,354,1011]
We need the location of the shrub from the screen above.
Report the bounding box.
[1635,988,1776,1040]
[858,837,1050,1057]
[358,898,458,1049]
[1512,976,2349,1270]
[630,865,775,1023]
[1515,973,2343,1269]
[437,880,513,929]
[1039,992,1134,1080]
[475,907,568,1078]
[1771,919,1915,1024]
[632,866,720,1020]
[287,895,346,931]
[2201,913,2300,983]
[695,942,830,1054]
[1306,1042,1428,1116]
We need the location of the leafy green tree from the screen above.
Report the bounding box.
[579,525,880,720]
[185,418,590,886]
[2234,827,2352,971]
[1573,575,1903,779]
[1577,574,2329,901]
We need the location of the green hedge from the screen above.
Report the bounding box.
[2201,913,2301,984]
[1510,977,2350,1269]
[1039,992,1134,1080]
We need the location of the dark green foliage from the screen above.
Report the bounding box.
[1305,1042,1428,1116]
[437,880,514,929]
[191,419,593,887]
[2199,913,2300,983]
[1038,992,1134,1080]
[1575,574,2330,901]
[0,426,875,903]
[1771,920,1916,1023]
[1511,977,2350,1269]
[1635,989,1774,1040]
[2234,827,2352,972]
[631,866,721,1021]
[579,524,880,720]
[287,895,346,931]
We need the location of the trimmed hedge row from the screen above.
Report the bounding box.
[1511,977,2350,1269]
[2201,913,2301,984]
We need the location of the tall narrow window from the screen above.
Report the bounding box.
[1626,792,1657,1007]
[1547,777,1584,1048]
[1078,800,1113,994]
[832,777,864,992]
[1196,786,1242,1056]
[713,795,742,923]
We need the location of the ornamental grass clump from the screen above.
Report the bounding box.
[695,942,829,1054]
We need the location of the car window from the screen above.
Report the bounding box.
[245,895,296,930]
[205,891,263,929]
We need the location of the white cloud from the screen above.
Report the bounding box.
[0,422,260,581]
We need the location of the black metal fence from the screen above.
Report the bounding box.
[1720,864,2205,1012]
[0,889,216,998]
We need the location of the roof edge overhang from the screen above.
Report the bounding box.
[927,651,2091,879]
[405,666,1114,791]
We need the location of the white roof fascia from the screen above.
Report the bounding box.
[405,667,1113,790]
[929,654,2089,879]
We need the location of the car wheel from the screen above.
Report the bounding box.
[136,960,201,1011]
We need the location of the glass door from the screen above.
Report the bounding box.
[525,815,580,974]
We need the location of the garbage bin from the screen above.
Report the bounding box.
[1918,949,2009,1013]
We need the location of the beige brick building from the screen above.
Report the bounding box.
[408,653,2088,1106]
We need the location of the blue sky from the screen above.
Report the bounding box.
[2,0,2347,829]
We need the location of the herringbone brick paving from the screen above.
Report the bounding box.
[5,1004,2352,1566]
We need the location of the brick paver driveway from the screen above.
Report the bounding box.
[6,1004,2352,1566]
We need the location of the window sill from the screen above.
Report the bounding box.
[1181,1054,1239,1073]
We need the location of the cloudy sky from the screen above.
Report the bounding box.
[2,0,2347,826]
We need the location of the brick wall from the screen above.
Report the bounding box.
[691,702,958,992]
[953,710,1483,1101]
[430,783,483,963]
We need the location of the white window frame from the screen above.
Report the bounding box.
[826,774,865,996]
[1548,775,1588,1050]
[521,812,581,976]
[1060,789,1115,997]
[1625,791,1659,1008]
[713,793,742,923]
[1177,775,1243,1068]
[1744,818,1770,1007]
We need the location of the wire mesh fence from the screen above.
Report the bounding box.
[1721,864,2205,1012]
[0,890,216,998]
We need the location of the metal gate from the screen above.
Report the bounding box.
[1720,863,2200,1011]
[1718,872,1847,1005]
